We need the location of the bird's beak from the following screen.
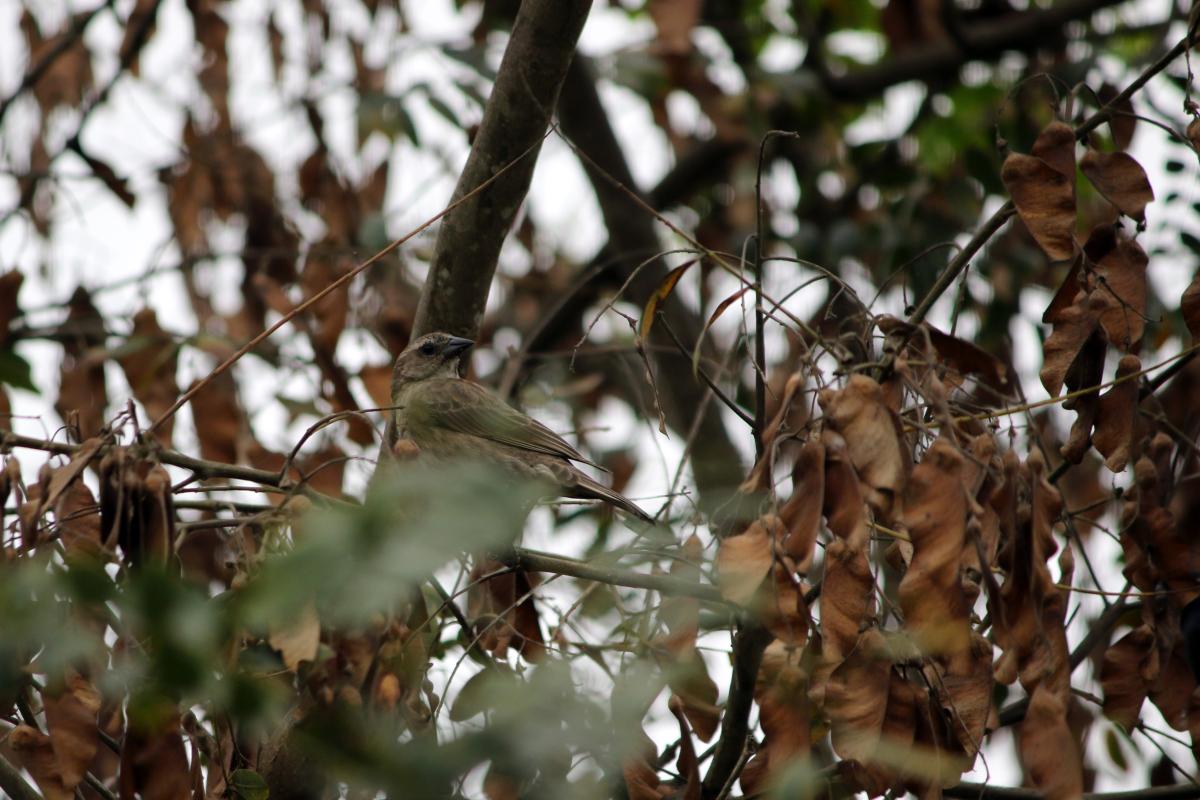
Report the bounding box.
[443,336,474,358]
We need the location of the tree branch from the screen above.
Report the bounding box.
[412,0,593,339]
[510,547,729,603]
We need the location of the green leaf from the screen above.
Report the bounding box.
[230,768,270,800]
[0,348,36,392]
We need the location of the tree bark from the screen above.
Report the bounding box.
[413,0,593,339]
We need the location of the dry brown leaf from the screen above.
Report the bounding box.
[741,640,812,797]
[1001,144,1077,261]
[1183,271,1200,342]
[467,561,544,661]
[819,376,907,518]
[899,439,971,665]
[118,308,180,447]
[9,724,73,800]
[1092,354,1140,472]
[715,515,780,605]
[1039,293,1100,398]
[56,288,108,440]
[1089,228,1148,349]
[359,364,393,408]
[268,601,321,671]
[825,629,892,764]
[1031,121,1077,181]
[43,673,102,790]
[56,480,103,559]
[187,371,243,465]
[935,632,996,760]
[878,316,1014,396]
[1100,624,1156,730]
[779,440,824,571]
[1080,149,1154,222]
[1098,83,1137,150]
[120,715,192,800]
[648,0,701,53]
[1018,685,1083,800]
[622,727,671,800]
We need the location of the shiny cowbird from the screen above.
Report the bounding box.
[389,332,653,523]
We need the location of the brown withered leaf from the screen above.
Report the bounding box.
[761,567,809,647]
[120,715,191,800]
[43,672,102,790]
[56,480,103,559]
[822,430,870,551]
[741,640,812,797]
[819,375,907,518]
[825,629,892,764]
[359,364,393,408]
[0,270,25,347]
[1092,354,1140,472]
[296,443,347,498]
[638,260,697,342]
[1183,271,1200,341]
[1090,229,1148,349]
[1100,624,1156,731]
[1097,83,1137,150]
[648,0,702,53]
[1031,121,1077,181]
[101,450,176,567]
[118,308,179,446]
[56,288,108,440]
[1043,255,1083,325]
[878,316,1014,396]
[23,11,94,115]
[1148,647,1197,732]
[9,724,73,800]
[1039,293,1100,398]
[716,515,781,606]
[935,632,996,760]
[300,249,350,355]
[667,699,701,800]
[269,600,321,671]
[779,440,824,570]
[659,534,703,656]
[899,439,971,665]
[1080,150,1154,222]
[187,371,242,465]
[1018,685,1083,800]
[1001,136,1077,261]
[467,561,544,661]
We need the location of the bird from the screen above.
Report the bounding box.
[388,332,654,523]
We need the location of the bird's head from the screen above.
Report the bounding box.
[392,332,475,385]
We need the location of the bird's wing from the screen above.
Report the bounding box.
[415,378,603,468]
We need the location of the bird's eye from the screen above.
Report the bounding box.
[418,342,437,356]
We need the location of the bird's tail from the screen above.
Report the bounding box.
[576,474,656,524]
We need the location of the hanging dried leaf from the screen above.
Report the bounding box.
[637,260,697,342]
[467,560,544,661]
[1092,354,1140,472]
[187,371,243,465]
[1031,121,1077,182]
[741,640,812,796]
[269,601,321,671]
[824,629,892,764]
[1080,150,1154,222]
[43,672,102,791]
[1039,292,1101,398]
[779,440,825,570]
[878,316,1014,396]
[1088,227,1148,349]
[118,308,180,447]
[120,715,192,800]
[899,439,971,664]
[819,376,907,518]
[1001,125,1077,261]
[716,514,781,606]
[56,480,103,559]
[0,270,25,347]
[1018,685,1083,799]
[1100,624,1156,730]
[56,288,108,440]
[9,724,73,800]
